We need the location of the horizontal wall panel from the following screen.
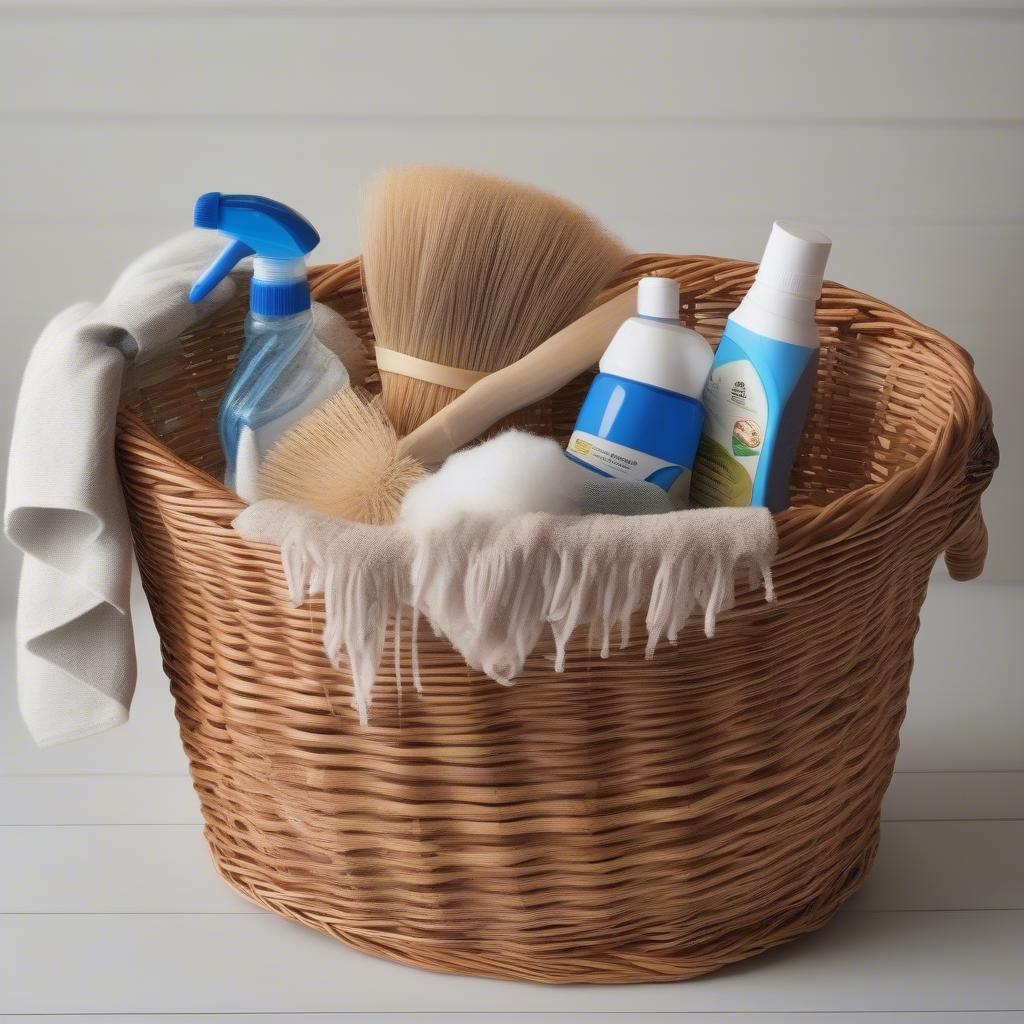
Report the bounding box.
[0,774,199,825]
[898,581,1024,772]
[5,1,1024,9]
[1,12,1022,120]
[0,825,246,914]
[855,820,1024,910]
[3,220,1020,322]
[2,118,1021,226]
[884,770,1024,821]
[8,1016,1023,1024]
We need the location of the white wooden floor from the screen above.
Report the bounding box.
[1,579,1022,1022]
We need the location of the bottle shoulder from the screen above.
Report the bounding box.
[600,317,714,399]
[245,308,313,334]
[728,296,821,349]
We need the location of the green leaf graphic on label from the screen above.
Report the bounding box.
[732,440,759,457]
[690,435,753,507]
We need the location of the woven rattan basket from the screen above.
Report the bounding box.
[116,253,997,985]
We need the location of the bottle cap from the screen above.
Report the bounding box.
[637,276,680,321]
[755,221,832,300]
[188,193,320,316]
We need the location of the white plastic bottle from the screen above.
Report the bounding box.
[566,277,714,506]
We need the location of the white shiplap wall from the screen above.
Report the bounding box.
[0,2,1020,604]
[2,8,1024,1017]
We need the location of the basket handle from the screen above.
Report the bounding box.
[943,411,998,581]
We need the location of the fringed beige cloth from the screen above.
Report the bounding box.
[234,500,778,724]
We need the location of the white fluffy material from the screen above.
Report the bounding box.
[234,435,780,725]
[234,499,778,724]
[399,431,586,533]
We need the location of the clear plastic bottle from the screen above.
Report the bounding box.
[189,193,347,501]
[218,306,346,498]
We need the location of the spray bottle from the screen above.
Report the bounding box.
[690,222,831,512]
[189,192,348,501]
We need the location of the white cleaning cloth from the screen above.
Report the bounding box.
[4,232,364,746]
[4,232,238,745]
[235,499,777,725]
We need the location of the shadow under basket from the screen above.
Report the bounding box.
[116,253,997,985]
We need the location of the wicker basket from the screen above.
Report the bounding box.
[116,253,997,985]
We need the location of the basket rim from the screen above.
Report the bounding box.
[118,252,990,566]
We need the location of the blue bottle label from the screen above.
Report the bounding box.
[568,430,693,500]
[566,372,705,504]
[692,358,767,507]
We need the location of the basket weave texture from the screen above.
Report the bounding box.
[116,254,997,985]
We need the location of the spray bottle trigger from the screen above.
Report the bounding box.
[189,238,256,304]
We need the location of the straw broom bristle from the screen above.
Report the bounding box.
[259,388,427,525]
[362,164,630,435]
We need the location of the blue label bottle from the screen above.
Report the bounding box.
[566,277,714,507]
[690,222,832,513]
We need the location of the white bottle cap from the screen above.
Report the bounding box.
[755,221,832,300]
[637,276,680,320]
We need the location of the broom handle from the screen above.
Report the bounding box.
[399,286,637,466]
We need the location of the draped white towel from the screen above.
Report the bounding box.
[4,231,364,746]
[234,499,778,725]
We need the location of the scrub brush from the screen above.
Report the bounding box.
[258,387,426,525]
[362,164,629,434]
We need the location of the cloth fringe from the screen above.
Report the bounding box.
[234,501,777,725]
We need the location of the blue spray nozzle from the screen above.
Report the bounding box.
[193,191,223,230]
[188,193,321,312]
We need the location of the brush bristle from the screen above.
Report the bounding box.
[258,388,427,525]
[362,164,630,435]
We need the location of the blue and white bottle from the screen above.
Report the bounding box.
[566,277,714,507]
[690,222,831,512]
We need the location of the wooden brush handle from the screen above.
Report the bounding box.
[398,286,637,465]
